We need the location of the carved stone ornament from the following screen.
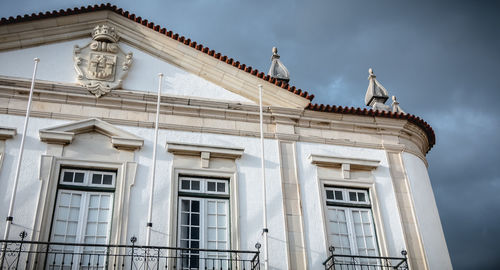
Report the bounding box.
[73,25,133,97]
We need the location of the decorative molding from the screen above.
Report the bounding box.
[166,142,244,168]
[308,154,380,179]
[73,24,133,97]
[39,130,74,144]
[0,127,16,140]
[0,77,429,162]
[110,137,144,151]
[39,118,143,150]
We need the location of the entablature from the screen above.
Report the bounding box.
[0,76,429,163]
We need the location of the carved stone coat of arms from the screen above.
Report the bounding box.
[74,25,133,97]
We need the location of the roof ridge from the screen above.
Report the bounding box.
[0,3,315,101]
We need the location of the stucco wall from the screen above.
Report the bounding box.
[0,39,254,104]
[403,152,452,269]
[0,114,288,269]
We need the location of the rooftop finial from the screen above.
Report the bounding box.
[364,68,391,111]
[391,95,405,113]
[268,46,290,83]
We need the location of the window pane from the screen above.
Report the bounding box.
[97,223,107,236]
[181,213,190,225]
[59,193,71,206]
[181,200,189,211]
[191,181,200,190]
[358,192,366,202]
[191,213,200,226]
[74,173,84,183]
[335,191,343,200]
[326,190,334,199]
[57,207,69,220]
[217,229,226,241]
[218,242,226,250]
[67,222,77,235]
[207,214,216,227]
[92,174,102,184]
[207,182,216,191]
[207,201,216,214]
[63,172,73,182]
[95,237,106,245]
[217,182,225,192]
[100,196,110,208]
[69,208,79,221]
[86,223,97,235]
[89,195,100,208]
[180,240,189,248]
[87,209,98,222]
[54,221,66,234]
[339,222,348,234]
[102,175,112,185]
[180,226,189,239]
[191,241,199,249]
[366,237,375,249]
[181,180,190,190]
[70,194,81,207]
[352,211,361,223]
[217,215,226,227]
[207,228,216,241]
[191,201,200,212]
[349,192,357,202]
[217,202,225,214]
[98,209,109,221]
[190,227,199,239]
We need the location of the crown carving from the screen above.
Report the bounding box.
[92,25,119,43]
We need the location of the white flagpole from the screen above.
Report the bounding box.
[146,73,163,245]
[3,58,40,240]
[258,84,269,270]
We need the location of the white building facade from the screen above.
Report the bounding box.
[0,4,451,270]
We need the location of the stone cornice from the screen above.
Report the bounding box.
[0,127,16,140]
[309,154,380,179]
[166,142,244,159]
[0,77,428,163]
[39,117,144,151]
[308,154,380,169]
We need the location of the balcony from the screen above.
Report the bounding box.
[323,246,409,270]
[0,231,260,270]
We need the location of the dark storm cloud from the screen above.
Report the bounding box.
[1,0,499,268]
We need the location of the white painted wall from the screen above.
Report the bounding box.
[0,116,67,238]
[403,153,452,269]
[0,39,254,104]
[0,114,287,270]
[295,142,408,269]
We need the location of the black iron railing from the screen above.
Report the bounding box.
[323,246,409,270]
[0,231,260,270]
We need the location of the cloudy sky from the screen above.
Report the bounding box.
[1,0,499,268]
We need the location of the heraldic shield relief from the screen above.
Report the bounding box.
[74,25,133,97]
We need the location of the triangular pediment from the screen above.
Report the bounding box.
[0,7,311,109]
[39,118,143,151]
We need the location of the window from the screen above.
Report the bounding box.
[178,176,230,269]
[324,187,379,258]
[49,168,116,268]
